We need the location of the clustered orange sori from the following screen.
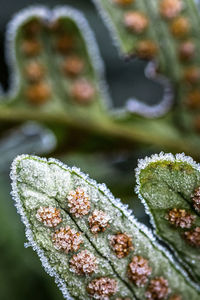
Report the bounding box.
[128,255,152,287]
[36,206,62,227]
[88,209,110,234]
[67,187,91,218]
[51,20,95,105]
[110,232,133,258]
[166,208,196,228]
[69,250,97,275]
[21,19,51,105]
[52,226,83,253]
[87,277,118,299]
[145,277,170,300]
[184,227,200,247]
[191,186,200,213]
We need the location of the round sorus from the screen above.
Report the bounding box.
[145,277,170,300]
[52,226,83,253]
[136,40,158,60]
[169,295,182,300]
[179,41,195,61]
[25,82,51,105]
[36,206,62,227]
[110,233,133,258]
[160,0,183,19]
[113,0,134,6]
[186,89,200,109]
[23,19,42,36]
[25,61,45,82]
[166,208,195,229]
[56,35,74,54]
[87,277,117,300]
[71,79,95,104]
[128,255,152,287]
[88,210,110,234]
[67,187,90,218]
[124,12,149,34]
[184,227,200,247]
[69,250,97,275]
[21,39,42,56]
[170,17,190,38]
[62,55,84,77]
[183,67,200,85]
[191,187,200,213]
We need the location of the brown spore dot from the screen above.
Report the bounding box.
[179,41,195,61]
[55,35,74,54]
[136,40,158,60]
[36,206,62,227]
[71,79,95,104]
[186,89,200,109]
[166,208,195,228]
[21,39,42,56]
[184,227,200,247]
[23,19,42,36]
[160,0,183,19]
[170,17,190,38]
[128,255,152,287]
[69,250,97,275]
[25,61,45,82]
[52,226,83,253]
[191,187,200,212]
[124,11,149,34]
[169,295,182,300]
[25,82,51,105]
[88,210,110,234]
[62,55,84,77]
[110,233,133,258]
[67,187,90,218]
[113,0,134,6]
[145,277,170,300]
[183,67,200,85]
[87,277,117,299]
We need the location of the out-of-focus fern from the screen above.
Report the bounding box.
[1,5,200,156]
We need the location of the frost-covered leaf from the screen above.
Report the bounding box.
[136,152,200,284]
[10,155,200,299]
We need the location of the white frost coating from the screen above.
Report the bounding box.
[1,5,49,100]
[10,154,74,300]
[10,154,200,294]
[135,151,200,289]
[92,0,174,118]
[0,5,111,110]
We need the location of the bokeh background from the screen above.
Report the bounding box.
[0,1,164,299]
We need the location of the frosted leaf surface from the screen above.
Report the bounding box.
[11,155,200,299]
[136,152,200,284]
